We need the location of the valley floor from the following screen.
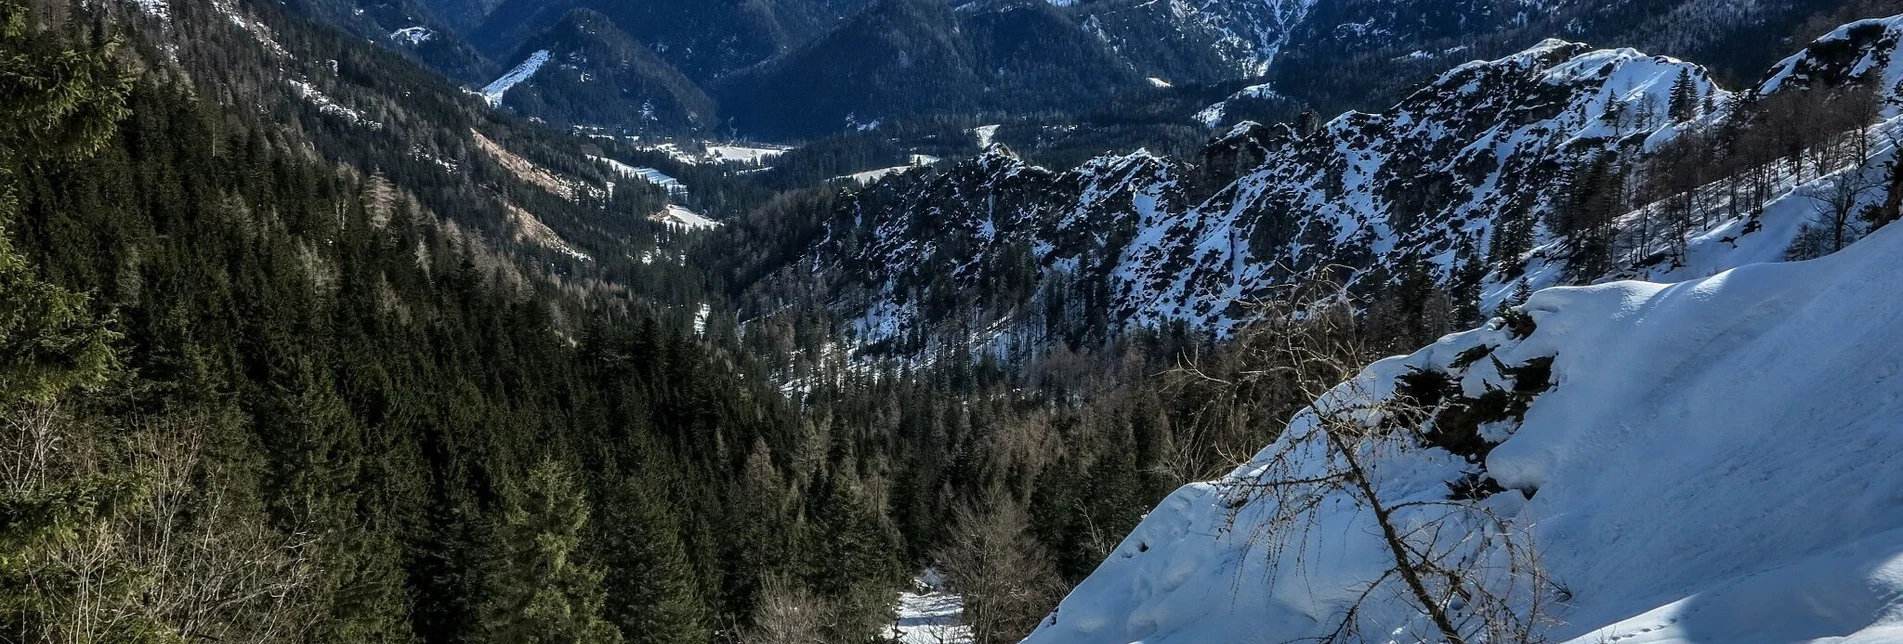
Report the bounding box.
[887,571,972,644]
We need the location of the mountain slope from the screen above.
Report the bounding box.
[1021,180,1903,644]
[486,9,717,132]
[716,0,1144,137]
[783,38,1732,352]
[467,0,869,83]
[776,11,1903,360]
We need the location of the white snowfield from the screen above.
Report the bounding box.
[704,144,789,165]
[653,204,719,231]
[1024,219,1903,642]
[480,50,549,105]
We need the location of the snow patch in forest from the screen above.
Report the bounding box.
[390,26,433,46]
[592,156,689,198]
[288,79,382,129]
[704,144,789,165]
[888,571,971,644]
[124,0,168,20]
[650,205,719,231]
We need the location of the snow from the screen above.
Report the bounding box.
[840,166,916,185]
[693,303,711,337]
[973,125,1001,148]
[1195,83,1282,128]
[288,79,382,129]
[632,141,702,165]
[1760,16,1903,98]
[124,0,168,20]
[1025,220,1903,643]
[888,571,972,644]
[837,155,938,185]
[591,156,689,199]
[652,204,719,231]
[704,144,788,165]
[216,0,289,57]
[481,50,550,106]
[390,26,433,46]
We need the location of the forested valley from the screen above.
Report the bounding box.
[9,0,1903,641]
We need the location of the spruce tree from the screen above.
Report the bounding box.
[0,1,143,637]
[1669,70,1699,123]
[481,459,624,644]
[596,472,709,644]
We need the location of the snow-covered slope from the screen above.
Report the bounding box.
[480,49,549,105]
[1023,193,1903,644]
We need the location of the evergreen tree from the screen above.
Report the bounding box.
[595,471,710,644]
[0,5,143,637]
[481,459,624,644]
[1669,70,1700,122]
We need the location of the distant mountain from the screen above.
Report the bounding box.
[275,0,498,83]
[465,0,871,84]
[484,9,718,133]
[716,0,1144,137]
[292,0,1877,139]
[1071,0,1320,82]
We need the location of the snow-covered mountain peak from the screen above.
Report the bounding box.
[1758,14,1903,104]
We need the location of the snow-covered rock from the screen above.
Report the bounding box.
[797,38,1738,349]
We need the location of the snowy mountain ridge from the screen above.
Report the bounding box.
[783,15,1903,361]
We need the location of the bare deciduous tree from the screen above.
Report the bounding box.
[1181,290,1561,644]
[933,502,1066,644]
[743,578,839,644]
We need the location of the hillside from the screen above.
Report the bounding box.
[1021,168,1903,644]
[487,9,718,133]
[765,15,1903,361]
[12,0,1903,641]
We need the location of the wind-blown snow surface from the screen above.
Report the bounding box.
[1024,224,1903,644]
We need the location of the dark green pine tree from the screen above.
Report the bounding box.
[595,471,710,644]
[1669,70,1700,123]
[803,477,902,638]
[0,0,141,636]
[481,459,624,644]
